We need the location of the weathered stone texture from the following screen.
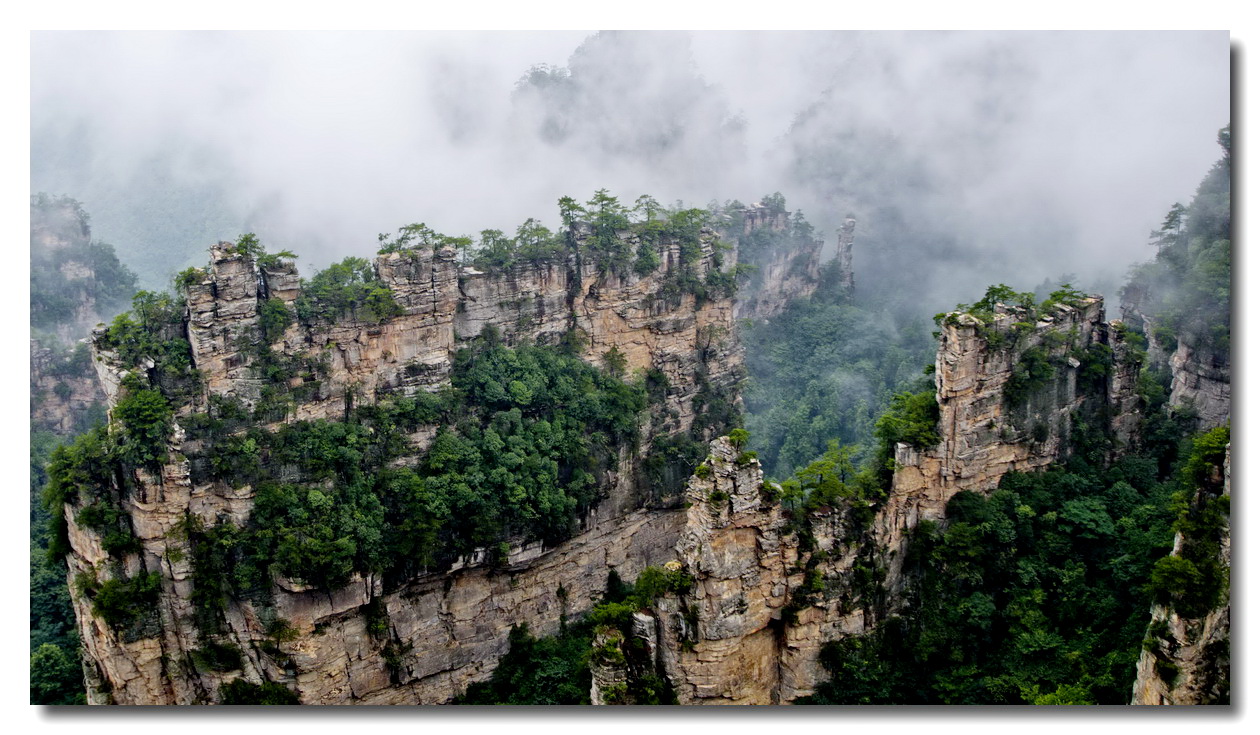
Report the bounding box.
[30,339,105,436]
[1168,340,1231,431]
[1132,445,1231,705]
[69,226,747,704]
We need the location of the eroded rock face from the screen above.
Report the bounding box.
[734,245,822,322]
[757,297,1149,701]
[1168,340,1231,431]
[1132,446,1231,706]
[657,437,797,704]
[875,298,1130,587]
[30,339,105,436]
[1118,283,1230,434]
[29,197,121,436]
[68,227,745,704]
[67,243,1144,705]
[733,207,823,322]
[591,436,852,705]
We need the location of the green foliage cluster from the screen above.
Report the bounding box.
[377,222,474,259]
[584,568,686,704]
[113,373,173,469]
[378,192,736,308]
[30,643,86,705]
[1124,126,1231,359]
[1004,346,1059,408]
[777,441,884,524]
[42,426,136,562]
[457,623,594,704]
[97,289,201,405]
[178,335,648,593]
[294,257,403,325]
[934,283,1091,352]
[742,257,935,479]
[800,410,1219,705]
[873,390,940,454]
[218,679,300,705]
[75,571,162,637]
[457,566,689,706]
[1150,425,1230,618]
[30,428,85,704]
[710,193,818,269]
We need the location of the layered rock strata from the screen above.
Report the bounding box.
[67,249,1143,704]
[30,339,105,436]
[875,297,1140,586]
[67,227,744,704]
[733,208,822,322]
[1168,340,1231,430]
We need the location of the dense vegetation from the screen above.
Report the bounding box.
[795,212,1226,704]
[30,194,143,704]
[742,258,935,479]
[156,330,649,614]
[801,418,1223,705]
[294,256,403,325]
[1149,426,1230,619]
[379,190,736,303]
[456,565,692,705]
[457,622,595,704]
[1123,126,1231,360]
[34,146,1229,704]
[30,431,87,705]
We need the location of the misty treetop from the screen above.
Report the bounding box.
[294,256,403,325]
[375,190,733,280]
[30,193,139,338]
[1124,125,1230,360]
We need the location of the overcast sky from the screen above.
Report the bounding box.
[30,30,1229,305]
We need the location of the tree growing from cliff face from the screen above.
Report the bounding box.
[152,333,650,594]
[295,256,402,325]
[584,189,633,275]
[113,374,173,469]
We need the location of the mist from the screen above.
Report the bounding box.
[31,30,1228,316]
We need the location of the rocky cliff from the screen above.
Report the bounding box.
[30,194,134,437]
[31,340,105,437]
[66,224,747,704]
[585,436,865,705]
[1118,272,1230,435]
[585,294,1145,704]
[875,297,1139,588]
[1168,340,1230,431]
[1132,445,1230,705]
[65,256,1149,705]
[732,206,823,322]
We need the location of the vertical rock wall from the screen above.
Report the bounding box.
[67,226,746,704]
[1132,445,1230,705]
[1168,340,1231,430]
[733,206,823,322]
[30,339,105,436]
[836,216,856,297]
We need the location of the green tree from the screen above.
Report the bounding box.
[30,643,86,704]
